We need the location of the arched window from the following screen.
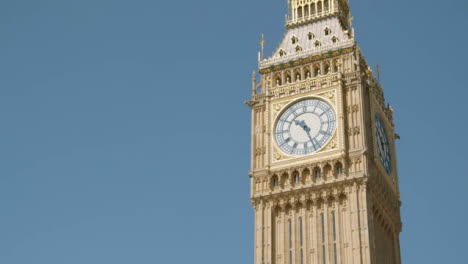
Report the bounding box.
[333,60,339,72]
[314,168,322,179]
[294,174,300,183]
[324,0,330,13]
[336,163,344,175]
[279,49,286,57]
[298,6,303,18]
[273,176,280,187]
[317,1,323,14]
[308,32,315,40]
[311,3,316,16]
[324,63,330,75]
[304,5,309,17]
[324,27,332,36]
[276,77,282,86]
[313,65,320,77]
[295,73,301,81]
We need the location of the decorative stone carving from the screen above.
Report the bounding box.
[347,126,361,135]
[255,125,262,134]
[346,104,359,113]
[255,147,266,156]
[320,90,335,100]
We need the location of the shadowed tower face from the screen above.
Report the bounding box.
[246,1,402,264]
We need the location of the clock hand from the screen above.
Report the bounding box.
[294,120,316,150]
[306,131,317,150]
[294,120,305,128]
[294,120,311,133]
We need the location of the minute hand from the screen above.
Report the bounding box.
[307,131,317,150]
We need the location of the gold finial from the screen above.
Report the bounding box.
[260,34,266,60]
[376,64,381,83]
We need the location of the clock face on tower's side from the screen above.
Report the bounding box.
[275,98,336,156]
[375,113,392,176]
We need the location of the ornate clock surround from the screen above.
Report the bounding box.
[269,77,346,165]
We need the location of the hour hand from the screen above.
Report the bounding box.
[295,120,310,133]
[294,120,306,129]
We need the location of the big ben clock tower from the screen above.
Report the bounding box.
[245,1,402,264]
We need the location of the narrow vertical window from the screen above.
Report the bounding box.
[315,169,322,179]
[332,212,337,264]
[295,174,300,183]
[321,213,326,264]
[300,218,304,264]
[273,176,280,187]
[336,164,343,175]
[289,219,293,264]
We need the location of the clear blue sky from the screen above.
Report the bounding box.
[1,0,467,263]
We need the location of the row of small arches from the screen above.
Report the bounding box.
[271,195,348,214]
[291,0,335,21]
[273,60,340,86]
[272,162,344,188]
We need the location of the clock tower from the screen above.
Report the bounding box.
[246,1,402,264]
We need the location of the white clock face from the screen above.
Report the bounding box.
[375,113,392,176]
[275,99,336,156]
